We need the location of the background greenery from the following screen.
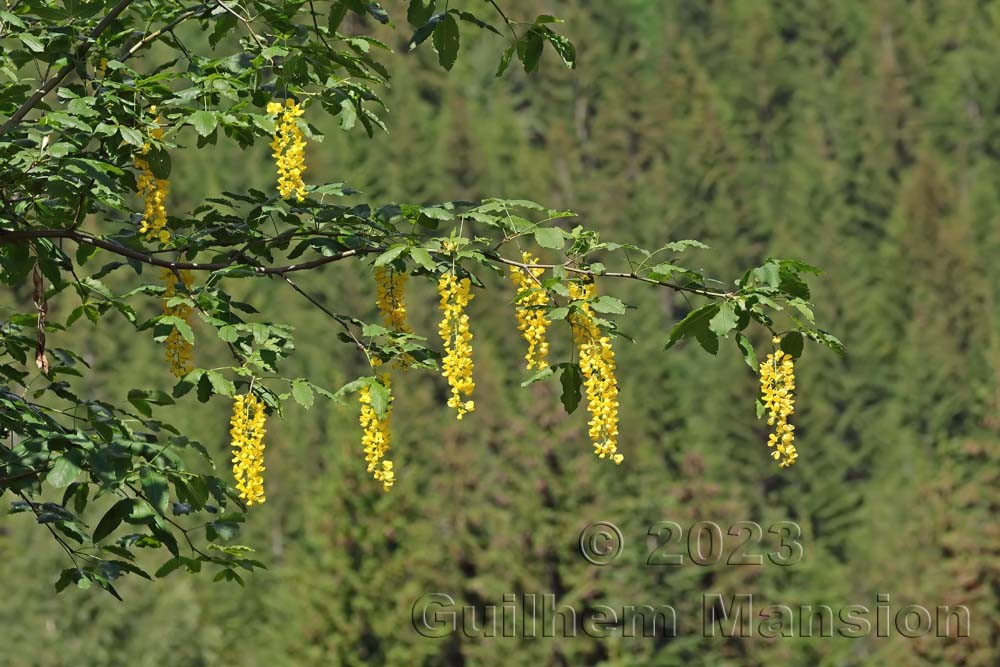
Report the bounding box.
[2,0,998,665]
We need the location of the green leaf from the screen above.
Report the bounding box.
[802,328,845,355]
[154,557,184,578]
[18,33,45,52]
[147,148,171,179]
[695,327,719,355]
[407,0,435,26]
[520,366,556,387]
[197,373,213,403]
[496,45,515,77]
[559,364,583,414]
[432,13,460,70]
[665,303,720,350]
[736,334,758,371]
[119,126,144,147]
[518,33,545,73]
[189,110,218,137]
[533,227,564,249]
[780,332,805,359]
[752,261,780,287]
[590,296,626,315]
[538,26,576,68]
[665,239,709,252]
[291,380,314,409]
[709,302,739,337]
[409,12,445,50]
[410,247,436,272]
[173,369,205,398]
[47,456,81,488]
[206,370,235,397]
[367,377,391,420]
[374,244,408,267]
[161,315,194,344]
[218,325,238,343]
[140,468,170,515]
[93,499,130,543]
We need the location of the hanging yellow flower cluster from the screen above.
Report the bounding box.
[375,266,412,334]
[568,281,623,465]
[134,108,170,244]
[437,272,476,419]
[230,391,267,506]
[267,99,307,201]
[359,375,396,492]
[760,339,798,468]
[509,252,552,371]
[161,268,194,377]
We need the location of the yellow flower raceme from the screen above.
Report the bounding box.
[568,281,623,464]
[375,266,414,368]
[161,268,194,377]
[437,273,475,419]
[268,99,307,201]
[510,253,552,370]
[759,338,798,468]
[375,266,412,334]
[359,375,395,491]
[230,392,267,506]
[134,112,169,244]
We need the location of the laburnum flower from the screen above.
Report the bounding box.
[359,375,395,491]
[160,268,194,377]
[375,266,412,334]
[230,392,267,506]
[268,98,307,201]
[759,338,798,468]
[510,252,552,370]
[375,266,413,367]
[568,281,623,465]
[437,272,475,419]
[134,109,170,244]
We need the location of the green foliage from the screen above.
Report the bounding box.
[9,2,997,667]
[0,0,834,599]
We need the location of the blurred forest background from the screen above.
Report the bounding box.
[2,0,999,665]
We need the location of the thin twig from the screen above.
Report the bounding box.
[492,253,735,299]
[213,0,265,48]
[120,3,213,62]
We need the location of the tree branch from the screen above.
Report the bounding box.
[491,253,735,299]
[0,228,372,273]
[120,3,213,62]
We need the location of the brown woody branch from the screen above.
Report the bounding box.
[0,228,372,273]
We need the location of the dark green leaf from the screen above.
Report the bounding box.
[432,13,460,70]
[559,364,583,414]
[780,332,805,358]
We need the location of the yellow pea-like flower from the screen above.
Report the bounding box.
[568,281,622,465]
[268,98,307,201]
[510,253,552,371]
[230,391,267,506]
[359,375,395,491]
[759,337,798,468]
[134,112,170,244]
[160,268,194,377]
[437,273,475,419]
